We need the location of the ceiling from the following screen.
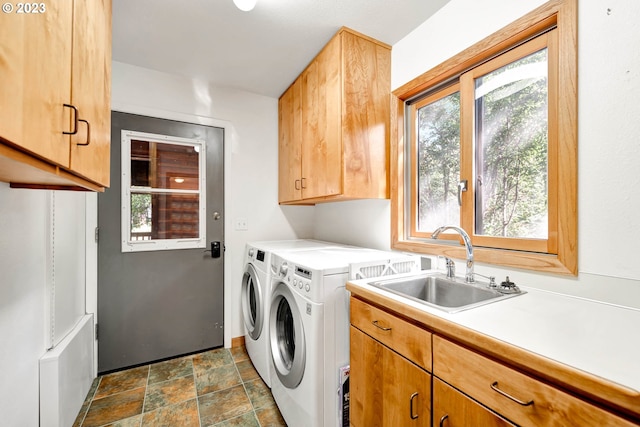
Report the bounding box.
[112,0,451,98]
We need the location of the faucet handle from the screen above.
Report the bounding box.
[437,255,456,279]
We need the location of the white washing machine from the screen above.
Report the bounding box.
[241,240,348,388]
[268,248,420,427]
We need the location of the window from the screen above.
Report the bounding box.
[392,0,577,275]
[121,130,206,252]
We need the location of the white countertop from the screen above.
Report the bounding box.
[348,276,640,393]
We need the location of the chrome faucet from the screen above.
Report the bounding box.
[432,225,474,283]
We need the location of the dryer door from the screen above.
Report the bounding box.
[269,282,305,388]
[241,263,263,340]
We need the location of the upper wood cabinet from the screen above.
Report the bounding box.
[68,0,112,187]
[0,0,112,191]
[278,27,390,204]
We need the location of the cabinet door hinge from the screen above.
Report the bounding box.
[95,227,99,243]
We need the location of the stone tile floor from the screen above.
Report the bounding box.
[73,346,286,427]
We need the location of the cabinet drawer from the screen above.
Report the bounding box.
[351,297,431,371]
[433,336,635,427]
[433,378,515,427]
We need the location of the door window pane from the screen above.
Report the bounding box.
[129,193,200,240]
[130,193,152,240]
[415,90,461,232]
[474,49,548,239]
[130,140,200,190]
[122,130,206,252]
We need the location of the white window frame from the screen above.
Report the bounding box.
[121,130,207,253]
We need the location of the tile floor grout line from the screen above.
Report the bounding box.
[138,364,150,427]
[191,354,203,427]
[78,376,101,427]
[234,350,262,427]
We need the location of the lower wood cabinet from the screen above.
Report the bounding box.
[349,295,638,427]
[433,335,637,427]
[350,326,431,427]
[433,378,515,427]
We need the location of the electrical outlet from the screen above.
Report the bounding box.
[234,218,248,231]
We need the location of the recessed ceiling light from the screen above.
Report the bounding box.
[233,0,257,12]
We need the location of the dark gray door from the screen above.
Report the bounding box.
[98,111,224,373]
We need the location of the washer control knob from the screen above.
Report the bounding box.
[292,279,297,287]
[279,262,288,277]
[248,248,254,257]
[299,281,303,289]
[305,284,310,292]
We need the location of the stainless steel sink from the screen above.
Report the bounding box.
[369,273,525,313]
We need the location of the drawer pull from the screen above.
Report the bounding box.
[409,392,419,419]
[372,320,391,331]
[490,381,534,406]
[295,179,301,190]
[439,414,449,427]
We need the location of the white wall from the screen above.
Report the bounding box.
[0,184,47,425]
[315,0,640,309]
[0,185,88,425]
[110,61,315,343]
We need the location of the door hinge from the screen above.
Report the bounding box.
[95,323,99,341]
[95,227,99,243]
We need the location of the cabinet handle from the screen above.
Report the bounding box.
[439,414,449,427]
[295,179,301,190]
[490,381,534,406]
[409,392,419,420]
[301,177,307,189]
[372,320,391,331]
[62,104,79,135]
[77,119,90,146]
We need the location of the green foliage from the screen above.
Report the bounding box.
[477,49,548,238]
[131,193,152,230]
[416,48,549,240]
[417,91,461,230]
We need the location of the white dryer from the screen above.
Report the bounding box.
[268,248,420,427]
[241,240,347,388]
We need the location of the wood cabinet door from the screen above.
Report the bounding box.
[69,0,112,186]
[278,78,302,203]
[0,0,72,166]
[301,35,342,200]
[351,326,431,427]
[433,378,516,427]
[341,31,390,199]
